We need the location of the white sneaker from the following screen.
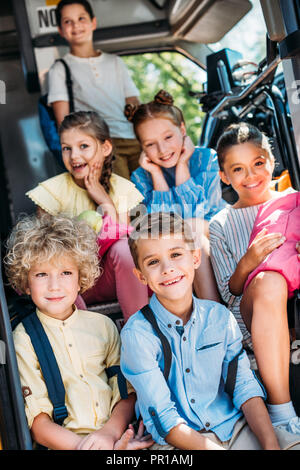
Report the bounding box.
[273,425,300,450]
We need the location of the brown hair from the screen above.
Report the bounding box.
[59,111,114,193]
[124,90,185,140]
[128,211,195,269]
[4,213,100,294]
[56,0,95,27]
[216,122,274,171]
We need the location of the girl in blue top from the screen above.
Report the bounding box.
[125,90,226,301]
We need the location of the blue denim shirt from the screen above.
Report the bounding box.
[120,295,265,445]
[130,147,226,221]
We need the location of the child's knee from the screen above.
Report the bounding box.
[249,271,288,302]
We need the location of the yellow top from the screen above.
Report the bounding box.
[13,307,133,434]
[26,172,144,216]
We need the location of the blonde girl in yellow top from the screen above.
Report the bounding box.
[27,111,148,320]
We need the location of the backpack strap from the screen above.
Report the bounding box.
[22,313,68,426]
[106,365,128,399]
[56,59,74,113]
[140,305,172,381]
[224,347,244,399]
[294,289,300,340]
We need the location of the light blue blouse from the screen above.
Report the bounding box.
[131,147,226,220]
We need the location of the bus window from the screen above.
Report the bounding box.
[123,51,207,145]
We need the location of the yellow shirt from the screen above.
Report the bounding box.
[26,172,144,217]
[13,308,133,434]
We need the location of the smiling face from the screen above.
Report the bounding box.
[61,127,112,188]
[58,3,96,47]
[137,118,186,168]
[219,142,275,208]
[133,234,201,311]
[26,256,80,320]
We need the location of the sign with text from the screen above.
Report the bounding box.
[37,5,58,34]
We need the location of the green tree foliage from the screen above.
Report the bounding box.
[123,52,206,145]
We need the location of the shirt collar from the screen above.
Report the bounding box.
[149,294,197,329]
[36,305,78,328]
[68,50,103,62]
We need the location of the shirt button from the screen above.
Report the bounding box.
[205,422,210,428]
[80,374,84,378]
[175,320,180,325]
[185,368,190,373]
[95,402,99,407]
[183,336,186,341]
[191,399,195,403]
[151,410,155,416]
[167,324,172,328]
[68,344,72,347]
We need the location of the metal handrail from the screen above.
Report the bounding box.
[210,56,281,118]
[0,256,32,450]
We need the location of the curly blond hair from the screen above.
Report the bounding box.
[4,213,101,294]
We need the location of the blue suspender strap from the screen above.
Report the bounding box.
[106,365,128,399]
[22,313,68,426]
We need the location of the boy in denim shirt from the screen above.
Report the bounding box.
[120,212,300,450]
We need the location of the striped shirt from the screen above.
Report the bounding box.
[209,204,261,345]
[131,147,226,220]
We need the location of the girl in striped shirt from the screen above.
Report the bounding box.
[209,122,300,436]
[125,90,226,302]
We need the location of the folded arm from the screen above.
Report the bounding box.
[31,413,81,450]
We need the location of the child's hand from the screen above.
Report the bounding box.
[177,135,195,166]
[84,161,107,205]
[76,429,116,450]
[139,151,162,175]
[114,421,154,450]
[244,228,286,272]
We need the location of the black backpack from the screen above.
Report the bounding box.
[38,59,74,168]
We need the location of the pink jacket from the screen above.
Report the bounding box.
[244,192,300,297]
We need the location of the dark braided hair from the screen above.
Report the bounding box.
[124,90,185,140]
[59,111,114,193]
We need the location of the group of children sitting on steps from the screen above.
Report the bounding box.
[3,0,300,451]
